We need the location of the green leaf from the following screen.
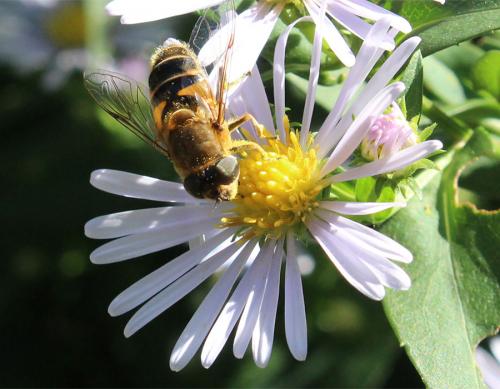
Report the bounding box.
[381,129,500,388]
[401,0,500,57]
[433,43,484,78]
[445,99,500,129]
[479,30,500,50]
[458,155,500,210]
[472,50,500,99]
[423,56,466,105]
[421,96,470,147]
[352,177,399,225]
[400,50,423,119]
[400,0,499,28]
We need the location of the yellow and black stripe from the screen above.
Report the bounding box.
[148,42,204,120]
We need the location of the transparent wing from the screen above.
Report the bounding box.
[189,1,235,64]
[189,0,236,125]
[84,70,169,156]
[189,8,217,59]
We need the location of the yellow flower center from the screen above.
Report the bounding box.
[222,122,324,240]
[45,3,86,48]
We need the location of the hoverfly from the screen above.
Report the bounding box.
[84,1,261,201]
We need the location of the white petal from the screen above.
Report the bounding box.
[188,235,205,251]
[300,1,325,147]
[320,82,405,176]
[169,240,258,372]
[337,0,411,33]
[229,4,282,84]
[201,243,268,368]
[106,0,225,24]
[307,218,385,300]
[225,92,255,140]
[304,0,355,67]
[251,239,284,368]
[233,241,276,359]
[108,228,235,317]
[124,240,244,337]
[285,232,307,361]
[314,211,411,290]
[357,250,411,290]
[315,18,393,156]
[274,15,313,140]
[476,347,500,389]
[198,6,238,67]
[347,37,421,120]
[316,33,419,159]
[85,204,216,239]
[319,212,412,263]
[211,235,260,273]
[491,336,500,362]
[227,64,275,137]
[326,3,394,51]
[333,229,411,291]
[89,216,220,264]
[329,140,443,183]
[199,3,281,84]
[319,201,405,215]
[90,169,203,204]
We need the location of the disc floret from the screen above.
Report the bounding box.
[222,126,323,240]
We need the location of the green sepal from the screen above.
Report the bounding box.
[418,123,437,142]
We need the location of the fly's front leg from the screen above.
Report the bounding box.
[227,113,270,139]
[230,140,265,156]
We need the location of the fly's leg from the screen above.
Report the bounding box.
[230,140,265,156]
[227,113,271,139]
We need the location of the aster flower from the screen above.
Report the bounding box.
[106,0,417,79]
[85,19,442,370]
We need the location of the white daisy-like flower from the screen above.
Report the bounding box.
[85,18,442,370]
[106,0,416,78]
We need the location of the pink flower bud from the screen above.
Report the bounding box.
[361,106,417,161]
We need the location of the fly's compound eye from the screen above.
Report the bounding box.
[183,174,205,199]
[213,156,240,185]
[183,157,239,200]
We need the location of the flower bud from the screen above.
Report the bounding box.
[361,106,418,161]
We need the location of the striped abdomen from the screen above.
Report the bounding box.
[149,40,205,124]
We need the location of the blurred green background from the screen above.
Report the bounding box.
[1,0,498,387]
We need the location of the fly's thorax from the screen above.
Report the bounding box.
[161,109,226,178]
